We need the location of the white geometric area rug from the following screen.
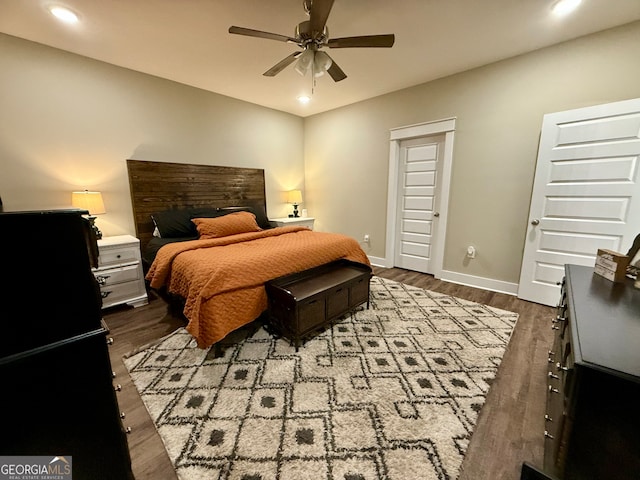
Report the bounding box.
[124,277,518,480]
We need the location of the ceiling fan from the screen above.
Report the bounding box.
[228,0,395,82]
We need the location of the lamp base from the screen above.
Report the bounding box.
[87,215,102,240]
[292,204,300,218]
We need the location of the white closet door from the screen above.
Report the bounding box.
[394,135,444,273]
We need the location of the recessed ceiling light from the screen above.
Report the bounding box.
[552,0,581,17]
[297,95,311,104]
[49,6,79,24]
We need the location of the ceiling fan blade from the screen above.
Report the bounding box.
[327,34,395,48]
[309,0,335,36]
[263,52,302,77]
[229,26,296,43]
[326,55,347,82]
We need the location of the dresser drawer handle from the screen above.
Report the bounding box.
[551,325,559,330]
[101,291,112,299]
[548,372,559,379]
[544,430,554,439]
[106,337,114,345]
[556,362,569,372]
[548,385,559,394]
[114,384,122,392]
[548,350,555,357]
[545,414,553,422]
[125,426,132,434]
[95,275,110,286]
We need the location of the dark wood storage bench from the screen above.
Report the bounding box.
[265,259,372,349]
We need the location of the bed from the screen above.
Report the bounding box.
[127,160,370,350]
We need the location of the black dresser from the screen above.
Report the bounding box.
[523,264,640,480]
[0,210,134,479]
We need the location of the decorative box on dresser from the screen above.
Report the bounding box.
[271,216,315,230]
[94,234,148,309]
[0,210,134,480]
[522,264,640,480]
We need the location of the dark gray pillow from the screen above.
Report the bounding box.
[153,205,273,238]
[151,209,196,238]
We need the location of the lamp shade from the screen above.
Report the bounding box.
[313,51,332,78]
[294,49,314,76]
[287,190,303,205]
[71,190,106,215]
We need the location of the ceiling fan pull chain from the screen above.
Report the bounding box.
[312,54,316,94]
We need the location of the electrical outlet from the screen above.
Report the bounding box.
[466,246,476,258]
[364,234,370,243]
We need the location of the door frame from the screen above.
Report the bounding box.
[385,118,456,278]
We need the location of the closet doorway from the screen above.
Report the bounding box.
[386,118,456,278]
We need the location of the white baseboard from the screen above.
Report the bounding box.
[367,256,518,296]
[368,255,386,267]
[439,269,519,296]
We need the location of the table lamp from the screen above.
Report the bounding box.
[287,190,303,218]
[71,190,106,239]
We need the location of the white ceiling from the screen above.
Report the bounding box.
[2,0,640,117]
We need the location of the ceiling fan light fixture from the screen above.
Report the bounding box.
[297,95,311,104]
[313,51,332,77]
[294,49,314,76]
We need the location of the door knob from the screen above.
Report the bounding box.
[434,212,440,217]
[531,219,540,225]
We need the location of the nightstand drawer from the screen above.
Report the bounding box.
[94,264,141,287]
[97,245,139,268]
[100,280,146,308]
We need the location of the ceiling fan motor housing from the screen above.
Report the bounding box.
[296,21,328,47]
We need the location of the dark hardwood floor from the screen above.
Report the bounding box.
[105,266,555,480]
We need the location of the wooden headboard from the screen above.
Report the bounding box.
[126,159,267,249]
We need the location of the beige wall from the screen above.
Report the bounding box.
[2,22,640,289]
[0,33,304,237]
[303,21,640,287]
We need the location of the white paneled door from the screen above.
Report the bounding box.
[394,135,444,273]
[518,97,640,306]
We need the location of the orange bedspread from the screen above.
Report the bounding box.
[146,226,370,348]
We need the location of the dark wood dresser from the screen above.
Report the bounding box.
[523,264,640,480]
[0,210,134,479]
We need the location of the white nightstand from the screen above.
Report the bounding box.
[271,217,315,230]
[94,235,148,309]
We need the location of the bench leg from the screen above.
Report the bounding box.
[207,342,224,359]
